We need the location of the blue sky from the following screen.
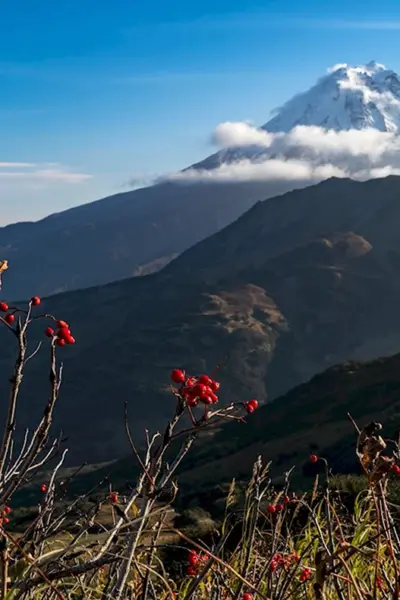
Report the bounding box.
[3,0,400,223]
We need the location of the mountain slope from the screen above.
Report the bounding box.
[177,351,400,494]
[3,61,400,298]
[0,180,282,298]
[163,176,400,284]
[3,176,400,464]
[58,350,400,500]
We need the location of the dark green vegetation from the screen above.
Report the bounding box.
[3,176,400,466]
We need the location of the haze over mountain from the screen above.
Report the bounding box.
[4,61,400,299]
[4,175,400,464]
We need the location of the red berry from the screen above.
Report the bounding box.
[0,302,8,312]
[65,334,76,345]
[185,377,197,387]
[300,567,312,582]
[188,551,199,566]
[186,565,197,576]
[208,391,218,403]
[198,374,212,385]
[31,296,41,306]
[110,492,118,503]
[186,396,199,408]
[274,553,285,566]
[210,380,220,392]
[276,504,284,512]
[170,369,185,383]
[245,402,255,414]
[290,552,301,563]
[283,495,291,504]
[56,338,66,347]
[4,314,15,325]
[242,595,253,600]
[248,399,259,410]
[45,327,54,338]
[267,504,276,514]
[192,383,208,397]
[3,517,9,525]
[57,326,71,339]
[40,484,47,493]
[57,320,69,328]
[310,454,318,464]
[3,507,11,515]
[200,394,212,405]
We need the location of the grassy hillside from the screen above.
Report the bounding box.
[3,177,400,464]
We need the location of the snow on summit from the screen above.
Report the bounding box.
[172,61,400,184]
[263,61,400,133]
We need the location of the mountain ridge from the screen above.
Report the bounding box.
[2,176,400,464]
[2,62,400,298]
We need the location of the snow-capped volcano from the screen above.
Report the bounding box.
[264,61,400,133]
[190,61,400,171]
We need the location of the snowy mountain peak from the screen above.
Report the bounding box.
[263,61,400,133]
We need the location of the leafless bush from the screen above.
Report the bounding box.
[0,266,259,598]
[0,264,399,600]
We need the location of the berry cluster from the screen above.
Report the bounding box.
[244,399,259,413]
[0,296,76,347]
[299,567,312,582]
[45,320,75,346]
[186,550,208,576]
[376,577,387,592]
[0,300,15,325]
[0,296,42,325]
[170,370,220,407]
[0,505,11,527]
[266,494,295,514]
[270,551,301,572]
[170,369,259,417]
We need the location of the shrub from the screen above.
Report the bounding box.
[0,266,398,599]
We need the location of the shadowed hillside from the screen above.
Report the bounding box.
[3,177,400,463]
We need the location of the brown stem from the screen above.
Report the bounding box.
[0,322,27,482]
[0,341,60,505]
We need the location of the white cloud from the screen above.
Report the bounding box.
[167,122,400,186]
[170,159,346,183]
[211,121,274,147]
[0,162,36,168]
[0,163,92,184]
